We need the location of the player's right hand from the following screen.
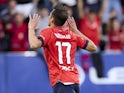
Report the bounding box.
[28,14,40,30]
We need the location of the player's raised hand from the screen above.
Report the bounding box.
[67,17,78,32]
[28,14,40,30]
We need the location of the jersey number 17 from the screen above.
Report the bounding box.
[56,41,71,65]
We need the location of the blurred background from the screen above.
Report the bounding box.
[0,0,124,93]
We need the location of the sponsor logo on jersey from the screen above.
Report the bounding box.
[59,65,74,71]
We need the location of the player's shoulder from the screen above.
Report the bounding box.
[42,27,53,32]
[40,27,53,35]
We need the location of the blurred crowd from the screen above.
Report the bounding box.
[0,0,124,53]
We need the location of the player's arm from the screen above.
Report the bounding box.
[28,14,42,49]
[67,17,97,52]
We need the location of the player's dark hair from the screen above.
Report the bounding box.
[51,4,68,26]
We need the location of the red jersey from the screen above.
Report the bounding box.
[7,22,28,51]
[39,27,87,86]
[108,31,122,50]
[79,16,101,46]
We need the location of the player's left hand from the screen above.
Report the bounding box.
[28,14,40,30]
[67,17,78,32]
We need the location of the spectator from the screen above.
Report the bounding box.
[102,0,123,24]
[0,0,17,51]
[15,0,34,17]
[102,8,120,45]
[5,13,28,51]
[106,18,123,52]
[36,6,49,35]
[78,8,104,77]
[77,0,107,48]
[0,0,17,22]
[79,9,101,47]
[77,0,107,77]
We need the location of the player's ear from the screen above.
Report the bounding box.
[51,17,54,24]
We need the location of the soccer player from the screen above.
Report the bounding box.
[28,5,96,93]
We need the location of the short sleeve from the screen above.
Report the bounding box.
[39,28,52,47]
[76,34,89,49]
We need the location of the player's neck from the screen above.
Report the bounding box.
[50,23,57,27]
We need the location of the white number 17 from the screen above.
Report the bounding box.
[56,41,71,64]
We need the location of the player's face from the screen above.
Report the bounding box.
[48,10,54,26]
